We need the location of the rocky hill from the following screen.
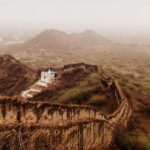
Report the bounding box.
[0,55,149,149]
[20,29,112,50]
[6,29,112,55]
[2,29,150,70]
[27,63,118,115]
[0,54,37,96]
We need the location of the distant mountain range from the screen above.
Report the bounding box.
[14,29,112,50]
[2,29,150,69]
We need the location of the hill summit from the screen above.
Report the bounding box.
[22,29,112,49]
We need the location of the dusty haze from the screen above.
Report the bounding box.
[0,1,150,150]
[0,0,150,44]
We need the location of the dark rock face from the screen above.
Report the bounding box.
[0,54,37,96]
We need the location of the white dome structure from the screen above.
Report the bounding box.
[21,68,57,98]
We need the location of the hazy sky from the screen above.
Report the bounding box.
[0,0,150,33]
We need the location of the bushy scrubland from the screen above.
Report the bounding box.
[52,71,101,104]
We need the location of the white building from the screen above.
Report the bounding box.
[41,69,56,83]
[21,69,56,98]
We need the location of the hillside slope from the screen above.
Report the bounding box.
[29,64,117,114]
[102,68,150,150]
[0,54,37,96]
[1,29,150,70]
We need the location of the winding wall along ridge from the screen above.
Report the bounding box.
[0,78,131,150]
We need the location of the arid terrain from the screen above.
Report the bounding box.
[0,30,150,150]
[0,54,37,96]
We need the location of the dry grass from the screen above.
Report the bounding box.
[51,72,101,104]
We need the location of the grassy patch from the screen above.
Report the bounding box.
[51,72,101,104]
[78,72,100,87]
[51,85,100,104]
